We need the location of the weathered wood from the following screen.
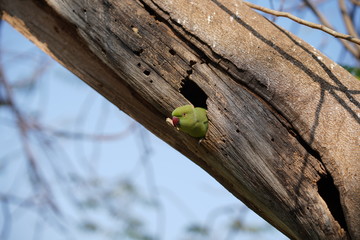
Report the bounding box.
[1,0,359,239]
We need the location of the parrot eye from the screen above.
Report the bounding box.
[182,113,186,116]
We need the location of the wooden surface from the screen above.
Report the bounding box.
[2,0,359,239]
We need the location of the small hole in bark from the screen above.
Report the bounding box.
[271,137,274,142]
[149,80,153,83]
[189,60,197,66]
[133,49,144,56]
[317,174,347,231]
[143,70,151,76]
[179,78,207,109]
[169,49,176,55]
[186,69,193,75]
[83,8,87,13]
[137,63,141,67]
[236,129,240,133]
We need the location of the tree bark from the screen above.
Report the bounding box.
[1,0,359,239]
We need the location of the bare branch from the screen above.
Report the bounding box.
[301,0,332,27]
[350,0,360,6]
[244,1,360,46]
[0,58,61,216]
[338,0,359,39]
[301,0,360,59]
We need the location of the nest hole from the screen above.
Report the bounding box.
[317,174,347,231]
[179,78,207,109]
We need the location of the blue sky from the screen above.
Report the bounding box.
[0,1,358,240]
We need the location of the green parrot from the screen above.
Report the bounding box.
[166,105,208,138]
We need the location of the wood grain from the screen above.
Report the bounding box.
[2,0,359,239]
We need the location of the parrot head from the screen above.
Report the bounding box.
[166,105,208,138]
[171,105,192,127]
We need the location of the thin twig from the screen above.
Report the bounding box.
[339,0,359,39]
[0,62,60,216]
[244,1,360,45]
[301,0,332,27]
[301,0,359,59]
[351,0,360,6]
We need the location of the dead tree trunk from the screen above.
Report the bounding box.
[2,0,359,239]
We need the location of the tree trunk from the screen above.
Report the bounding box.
[1,0,359,239]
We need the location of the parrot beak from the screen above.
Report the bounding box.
[166,117,179,128]
[172,116,180,127]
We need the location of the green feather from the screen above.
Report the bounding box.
[171,105,208,138]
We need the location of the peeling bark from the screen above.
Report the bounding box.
[1,0,359,239]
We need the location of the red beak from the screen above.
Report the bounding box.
[172,116,180,127]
